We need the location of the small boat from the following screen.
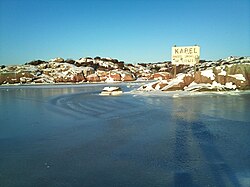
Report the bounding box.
[99,86,123,96]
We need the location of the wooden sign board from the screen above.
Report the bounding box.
[172,46,200,66]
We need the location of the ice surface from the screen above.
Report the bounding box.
[0,83,250,187]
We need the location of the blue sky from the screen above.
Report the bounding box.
[0,0,249,65]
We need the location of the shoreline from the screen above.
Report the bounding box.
[0,80,150,90]
[131,89,250,97]
[1,81,250,98]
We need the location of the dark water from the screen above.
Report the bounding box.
[0,84,250,187]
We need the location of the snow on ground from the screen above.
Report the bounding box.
[218,69,227,76]
[225,82,237,89]
[137,81,161,91]
[161,74,186,91]
[201,69,215,80]
[228,74,246,81]
[184,80,237,91]
[105,78,115,83]
[184,82,211,91]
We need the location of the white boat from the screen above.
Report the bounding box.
[99,86,123,96]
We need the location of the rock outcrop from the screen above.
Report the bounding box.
[138,57,250,92]
[0,56,249,89]
[86,74,100,82]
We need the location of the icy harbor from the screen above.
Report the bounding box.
[0,83,250,187]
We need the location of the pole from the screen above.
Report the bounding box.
[174,65,176,78]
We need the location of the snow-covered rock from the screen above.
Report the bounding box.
[138,81,161,91]
[121,72,135,81]
[151,72,172,80]
[86,74,100,82]
[109,71,121,81]
[1,56,249,86]
[50,57,64,63]
[228,74,246,81]
[201,69,215,80]
[161,74,187,91]
[138,60,250,92]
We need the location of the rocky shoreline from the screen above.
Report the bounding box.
[1,56,249,92]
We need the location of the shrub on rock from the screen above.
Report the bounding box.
[26,60,47,66]
[65,59,76,65]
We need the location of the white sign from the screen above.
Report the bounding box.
[172,46,200,65]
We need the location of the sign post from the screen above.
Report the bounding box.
[174,65,176,78]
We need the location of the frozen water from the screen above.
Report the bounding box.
[0,83,250,187]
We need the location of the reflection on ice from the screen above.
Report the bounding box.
[237,172,250,187]
[131,90,250,122]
